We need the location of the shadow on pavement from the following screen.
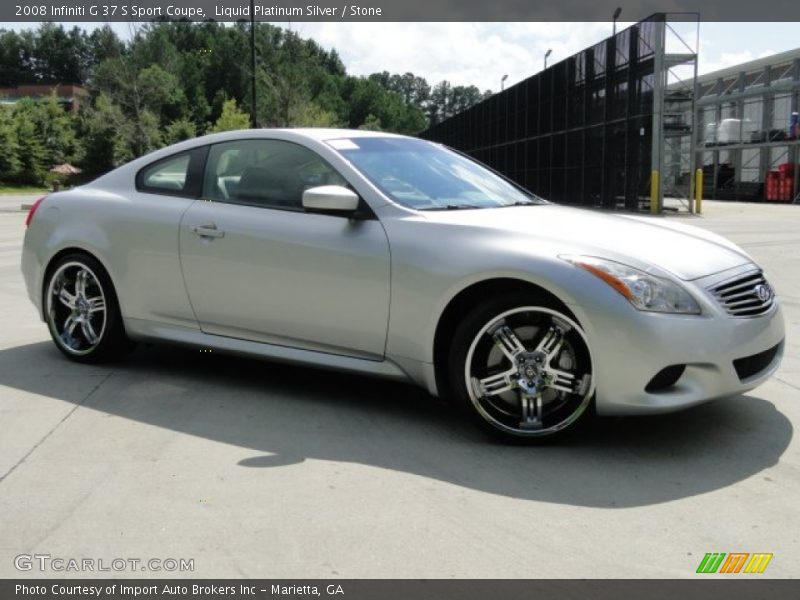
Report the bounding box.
[0,340,792,508]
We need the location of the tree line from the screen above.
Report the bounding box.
[0,22,492,186]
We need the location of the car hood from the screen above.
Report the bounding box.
[420,204,752,280]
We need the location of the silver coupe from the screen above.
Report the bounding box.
[21,129,785,440]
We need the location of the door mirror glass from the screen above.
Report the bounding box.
[302,185,360,214]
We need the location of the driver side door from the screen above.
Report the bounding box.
[178,138,391,359]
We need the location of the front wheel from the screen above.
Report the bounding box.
[448,295,595,441]
[44,253,131,363]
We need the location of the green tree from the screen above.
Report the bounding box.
[427,81,450,125]
[92,58,167,155]
[164,118,197,144]
[33,23,89,83]
[346,78,388,128]
[13,110,47,184]
[133,109,163,155]
[23,95,79,167]
[288,101,339,127]
[346,77,426,134]
[369,71,431,112]
[80,93,133,173]
[358,114,382,131]
[426,80,492,125]
[0,107,21,181]
[449,84,491,114]
[260,30,315,127]
[210,99,250,133]
[86,25,125,68]
[2,20,500,177]
[136,64,187,121]
[0,30,33,86]
[308,69,347,123]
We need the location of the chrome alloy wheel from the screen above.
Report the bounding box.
[464,307,595,437]
[46,261,107,356]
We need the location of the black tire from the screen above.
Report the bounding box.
[43,252,133,363]
[447,293,595,443]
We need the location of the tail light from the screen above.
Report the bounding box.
[25,196,47,227]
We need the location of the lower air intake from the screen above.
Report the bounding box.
[733,343,781,381]
[645,364,686,393]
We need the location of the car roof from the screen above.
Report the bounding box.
[83,128,415,191]
[275,128,408,141]
[196,128,409,145]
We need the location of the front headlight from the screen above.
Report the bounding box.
[561,255,701,315]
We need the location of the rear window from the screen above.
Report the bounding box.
[141,155,190,192]
[136,147,207,197]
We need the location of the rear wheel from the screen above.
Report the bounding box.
[449,295,595,441]
[44,254,131,363]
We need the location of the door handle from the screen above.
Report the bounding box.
[191,224,225,239]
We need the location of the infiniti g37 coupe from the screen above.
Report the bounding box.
[21,129,785,440]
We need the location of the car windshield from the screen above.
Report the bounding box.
[327,137,547,210]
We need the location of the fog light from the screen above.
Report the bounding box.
[645,365,686,393]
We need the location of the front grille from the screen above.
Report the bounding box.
[709,270,775,317]
[733,343,781,381]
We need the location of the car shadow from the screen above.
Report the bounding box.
[0,341,792,508]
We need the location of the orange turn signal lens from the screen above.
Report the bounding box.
[573,261,633,301]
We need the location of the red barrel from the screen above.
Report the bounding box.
[766,171,779,201]
[778,176,793,202]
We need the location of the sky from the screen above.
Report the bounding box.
[4,21,800,92]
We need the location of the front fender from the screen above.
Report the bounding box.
[382,217,620,365]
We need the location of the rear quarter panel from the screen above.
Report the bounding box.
[23,187,197,329]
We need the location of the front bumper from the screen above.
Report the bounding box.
[569,269,785,415]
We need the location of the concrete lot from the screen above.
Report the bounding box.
[0,199,798,578]
[0,195,38,213]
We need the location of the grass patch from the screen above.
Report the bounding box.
[0,184,50,195]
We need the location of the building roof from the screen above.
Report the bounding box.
[0,83,88,97]
[696,47,800,84]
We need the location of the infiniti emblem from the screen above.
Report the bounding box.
[754,284,772,303]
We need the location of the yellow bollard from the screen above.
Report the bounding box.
[695,168,703,215]
[650,171,659,214]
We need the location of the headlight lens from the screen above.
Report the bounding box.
[562,256,701,315]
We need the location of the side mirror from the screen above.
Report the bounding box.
[302,185,360,214]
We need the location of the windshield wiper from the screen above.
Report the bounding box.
[503,200,541,207]
[423,204,484,211]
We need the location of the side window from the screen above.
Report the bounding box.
[203,139,348,210]
[136,147,207,197]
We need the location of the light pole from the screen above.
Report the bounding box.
[544,49,552,70]
[612,7,622,37]
[500,74,508,91]
[250,0,257,128]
